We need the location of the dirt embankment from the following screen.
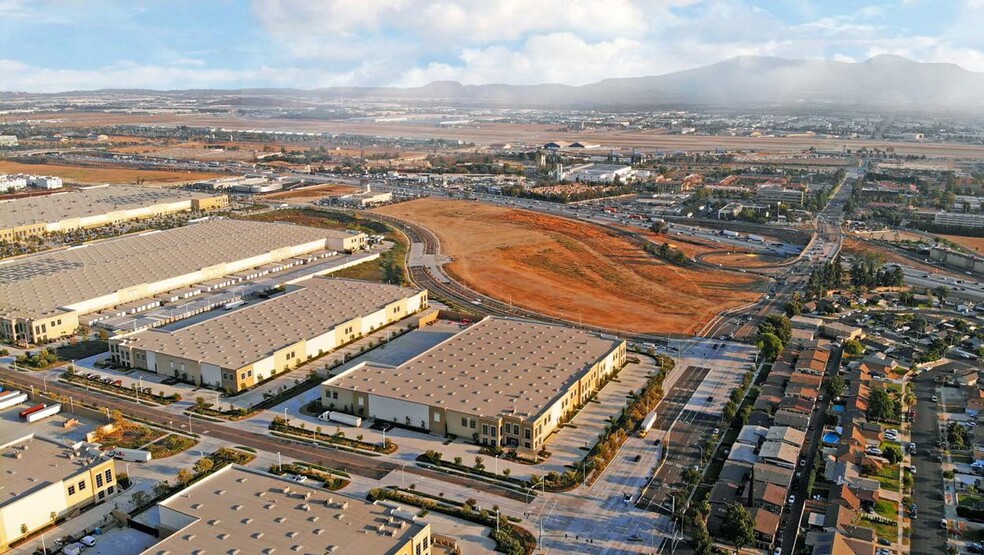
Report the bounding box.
[375,198,764,335]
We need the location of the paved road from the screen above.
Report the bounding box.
[778,347,839,555]
[910,369,948,555]
[0,366,530,502]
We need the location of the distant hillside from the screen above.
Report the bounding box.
[10,55,984,112]
[304,55,984,111]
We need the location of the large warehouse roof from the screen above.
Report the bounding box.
[0,219,336,320]
[144,465,429,555]
[121,278,422,369]
[328,317,623,420]
[0,185,216,229]
[0,434,103,509]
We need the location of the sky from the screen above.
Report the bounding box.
[0,0,982,92]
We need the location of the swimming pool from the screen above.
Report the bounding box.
[822,431,841,444]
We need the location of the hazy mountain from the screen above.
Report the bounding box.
[13,56,984,112]
[304,55,984,111]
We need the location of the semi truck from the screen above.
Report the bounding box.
[25,403,61,423]
[19,403,46,419]
[0,391,28,411]
[318,411,363,427]
[108,448,153,462]
[721,230,740,238]
[638,412,658,437]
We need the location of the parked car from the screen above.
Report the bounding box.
[80,536,96,547]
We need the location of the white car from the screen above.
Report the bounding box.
[80,536,96,547]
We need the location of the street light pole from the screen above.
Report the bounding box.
[277,451,282,472]
[187,413,192,434]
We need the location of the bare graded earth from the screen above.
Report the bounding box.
[0,161,223,184]
[375,198,764,335]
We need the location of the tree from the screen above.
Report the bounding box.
[757,332,783,361]
[152,480,171,498]
[194,396,210,412]
[109,409,127,428]
[177,468,194,485]
[758,314,791,344]
[825,374,846,399]
[843,339,865,357]
[474,456,486,472]
[130,490,150,508]
[722,502,755,553]
[194,457,214,475]
[935,285,950,303]
[683,467,701,488]
[691,516,713,555]
[867,386,899,422]
[883,445,903,465]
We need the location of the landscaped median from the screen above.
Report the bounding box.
[267,461,350,491]
[62,368,181,405]
[269,415,397,455]
[367,486,536,555]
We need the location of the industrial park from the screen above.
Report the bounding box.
[3,3,984,555]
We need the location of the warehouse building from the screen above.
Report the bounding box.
[0,219,365,344]
[110,278,427,392]
[0,184,228,243]
[322,317,626,458]
[0,433,118,553]
[144,465,433,555]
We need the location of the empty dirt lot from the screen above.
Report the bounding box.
[375,198,764,335]
[260,184,360,204]
[933,234,984,253]
[0,161,223,184]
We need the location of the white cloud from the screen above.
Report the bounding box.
[3,0,984,91]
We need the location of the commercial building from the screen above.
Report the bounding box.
[322,317,626,458]
[0,219,363,344]
[0,184,228,242]
[564,163,635,183]
[755,184,805,206]
[0,433,118,553]
[934,211,984,229]
[30,176,63,190]
[111,278,427,392]
[0,176,27,193]
[144,465,432,555]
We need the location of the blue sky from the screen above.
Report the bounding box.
[0,0,981,92]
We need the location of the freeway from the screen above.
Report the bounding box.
[0,366,530,502]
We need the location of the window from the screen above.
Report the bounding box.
[96,474,104,488]
[78,480,86,491]
[462,417,468,427]
[105,469,113,482]
[68,485,76,495]
[98,491,105,500]
[434,413,441,422]
[240,372,246,380]
[108,486,114,494]
[357,397,364,406]
[332,391,338,400]
[469,419,476,429]
[524,441,531,448]
[416,542,423,555]
[248,370,253,377]
[482,424,488,435]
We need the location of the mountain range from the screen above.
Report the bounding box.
[10,55,984,112]
[298,55,984,111]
